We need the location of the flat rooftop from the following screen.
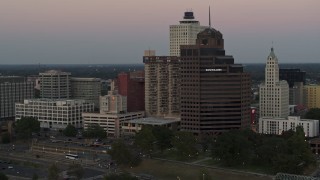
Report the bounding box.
[124,117,180,126]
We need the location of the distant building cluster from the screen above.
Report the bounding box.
[0,9,319,142]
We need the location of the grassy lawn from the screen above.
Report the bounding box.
[123,159,273,180]
[152,149,209,162]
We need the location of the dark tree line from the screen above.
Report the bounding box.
[212,127,316,174]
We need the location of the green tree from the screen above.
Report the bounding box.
[172,131,198,159]
[152,126,173,152]
[305,108,320,120]
[134,125,155,153]
[108,140,133,165]
[63,124,77,137]
[83,124,106,139]
[1,132,10,144]
[212,130,253,166]
[48,164,59,180]
[32,173,39,180]
[0,172,8,180]
[104,173,138,180]
[67,163,84,180]
[15,117,40,139]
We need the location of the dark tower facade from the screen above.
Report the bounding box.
[180,28,251,135]
[279,69,306,88]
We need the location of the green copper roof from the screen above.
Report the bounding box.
[269,47,277,59]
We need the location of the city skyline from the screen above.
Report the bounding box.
[0,0,319,64]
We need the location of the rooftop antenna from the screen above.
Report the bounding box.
[209,6,211,28]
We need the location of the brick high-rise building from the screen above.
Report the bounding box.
[117,71,145,112]
[143,55,180,118]
[180,27,251,135]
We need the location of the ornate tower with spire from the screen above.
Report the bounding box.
[259,48,289,118]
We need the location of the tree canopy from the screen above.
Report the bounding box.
[134,125,155,153]
[211,128,316,174]
[305,108,320,120]
[63,124,77,137]
[83,124,106,139]
[108,140,141,167]
[172,131,198,159]
[15,117,40,139]
[0,172,8,180]
[1,132,10,144]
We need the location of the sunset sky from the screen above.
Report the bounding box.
[0,0,319,64]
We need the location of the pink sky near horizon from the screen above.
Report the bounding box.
[0,0,319,64]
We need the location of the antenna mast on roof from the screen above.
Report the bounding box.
[209,6,211,28]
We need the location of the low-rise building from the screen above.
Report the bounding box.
[83,111,144,138]
[259,116,319,137]
[15,99,94,129]
[304,85,320,109]
[83,87,144,138]
[121,117,180,136]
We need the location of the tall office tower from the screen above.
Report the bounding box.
[117,71,145,112]
[71,78,101,108]
[259,48,289,118]
[0,76,34,121]
[180,27,251,135]
[304,85,320,109]
[143,55,180,118]
[39,70,71,99]
[279,69,306,105]
[170,11,207,56]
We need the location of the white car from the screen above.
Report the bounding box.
[8,166,13,169]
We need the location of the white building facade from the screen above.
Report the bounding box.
[259,48,289,118]
[259,116,319,137]
[169,11,207,56]
[15,99,94,129]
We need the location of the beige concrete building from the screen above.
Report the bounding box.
[170,11,207,56]
[99,90,127,114]
[304,85,320,109]
[259,48,289,118]
[83,88,144,138]
[83,111,144,138]
[71,77,101,108]
[15,99,94,129]
[39,70,71,99]
[143,55,180,118]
